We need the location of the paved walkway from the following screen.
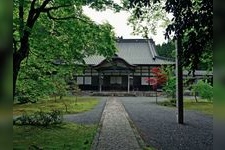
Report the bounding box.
[63,96,212,150]
[92,97,141,150]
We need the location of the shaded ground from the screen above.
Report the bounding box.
[13,123,97,149]
[120,97,213,150]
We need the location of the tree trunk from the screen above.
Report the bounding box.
[176,35,184,124]
[13,53,23,99]
[75,96,78,105]
[13,0,49,98]
[13,33,30,98]
[194,92,198,102]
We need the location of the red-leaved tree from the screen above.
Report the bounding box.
[145,67,167,90]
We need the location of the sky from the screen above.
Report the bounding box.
[82,6,168,45]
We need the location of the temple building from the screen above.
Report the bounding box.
[75,38,174,92]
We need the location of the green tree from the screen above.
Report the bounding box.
[13,0,121,97]
[192,80,213,101]
[161,66,176,99]
[125,0,212,123]
[125,0,212,71]
[198,42,213,71]
[126,0,170,38]
[156,41,175,59]
[72,84,81,105]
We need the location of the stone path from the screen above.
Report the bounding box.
[92,97,141,150]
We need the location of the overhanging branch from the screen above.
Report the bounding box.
[46,11,93,25]
[42,4,72,12]
[30,0,37,10]
[47,11,77,20]
[19,0,24,41]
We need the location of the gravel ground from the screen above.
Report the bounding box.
[63,97,107,124]
[119,97,213,150]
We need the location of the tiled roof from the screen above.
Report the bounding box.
[83,55,105,65]
[183,70,213,76]
[84,39,175,65]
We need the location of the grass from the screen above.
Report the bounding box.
[13,96,99,116]
[143,146,157,150]
[13,123,97,150]
[184,100,213,115]
[159,99,213,115]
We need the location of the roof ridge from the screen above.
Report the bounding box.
[155,56,175,62]
[147,39,156,60]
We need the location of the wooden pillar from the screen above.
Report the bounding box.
[99,72,102,92]
[176,34,184,124]
[127,72,130,93]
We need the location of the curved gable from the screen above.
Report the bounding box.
[93,55,135,71]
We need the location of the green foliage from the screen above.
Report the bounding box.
[89,0,123,12]
[13,0,119,97]
[13,110,63,126]
[126,0,213,71]
[161,66,176,99]
[198,42,213,71]
[159,99,176,107]
[126,0,170,38]
[192,80,213,101]
[16,95,37,104]
[72,83,81,105]
[163,76,176,99]
[156,41,175,59]
[15,13,117,98]
[52,77,69,100]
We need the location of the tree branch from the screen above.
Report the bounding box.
[41,4,72,12]
[27,0,52,27]
[46,11,94,25]
[46,11,77,20]
[39,2,95,25]
[19,0,24,40]
[13,37,18,53]
[30,0,37,10]
[39,0,52,10]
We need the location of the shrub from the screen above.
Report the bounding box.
[16,95,37,104]
[192,80,213,101]
[163,76,176,99]
[14,110,63,126]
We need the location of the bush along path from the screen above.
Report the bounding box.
[91,97,142,150]
[13,97,105,150]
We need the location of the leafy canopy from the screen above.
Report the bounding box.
[13,0,121,99]
[124,0,213,71]
[156,41,175,59]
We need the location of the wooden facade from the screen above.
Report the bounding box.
[75,38,175,92]
[75,62,164,92]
